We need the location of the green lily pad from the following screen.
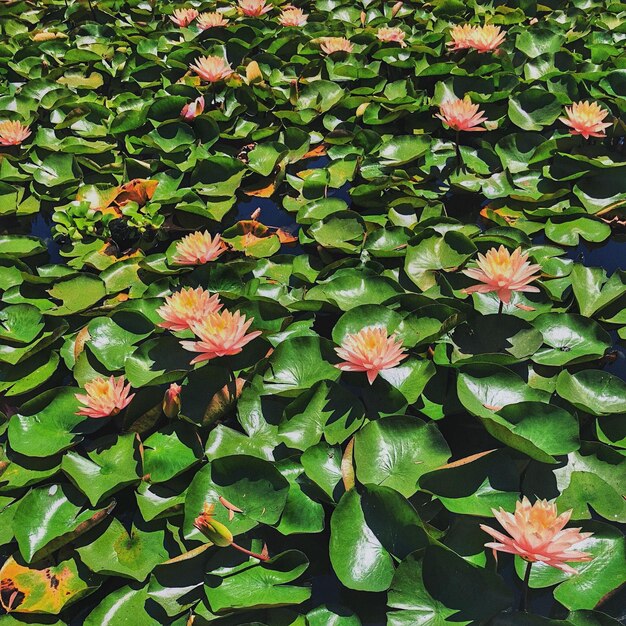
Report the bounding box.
[532,313,611,366]
[204,550,310,612]
[61,433,142,507]
[8,387,97,457]
[77,517,169,581]
[329,486,429,592]
[353,416,450,497]
[12,483,114,563]
[556,370,626,415]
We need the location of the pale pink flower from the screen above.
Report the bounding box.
[76,376,134,419]
[448,24,505,53]
[447,24,476,51]
[181,310,262,364]
[436,96,489,132]
[462,245,541,304]
[560,101,612,139]
[172,231,228,265]
[189,56,233,83]
[197,11,230,29]
[157,287,222,332]
[377,26,406,47]
[320,37,353,55]
[335,326,408,385]
[238,0,272,17]
[468,24,506,53]
[480,497,594,575]
[180,96,205,121]
[0,121,31,146]
[171,8,199,27]
[279,7,308,26]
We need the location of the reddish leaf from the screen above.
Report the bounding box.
[301,144,327,159]
[113,179,159,208]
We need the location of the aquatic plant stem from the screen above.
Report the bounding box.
[86,0,98,21]
[455,130,463,170]
[498,299,504,315]
[227,366,237,403]
[230,541,269,561]
[520,561,532,612]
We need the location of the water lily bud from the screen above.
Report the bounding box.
[180,96,205,121]
[245,61,263,84]
[360,10,366,26]
[391,1,403,17]
[194,503,233,547]
[356,102,370,117]
[163,383,182,418]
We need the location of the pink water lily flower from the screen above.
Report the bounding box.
[335,326,408,384]
[448,24,505,53]
[157,286,223,332]
[76,376,134,418]
[197,11,229,29]
[238,0,272,17]
[377,26,406,47]
[189,56,233,83]
[462,245,541,304]
[180,96,205,121]
[181,309,262,363]
[480,497,594,574]
[320,37,353,54]
[279,7,308,26]
[436,96,489,132]
[469,24,506,52]
[172,231,227,265]
[0,120,31,146]
[447,24,476,50]
[171,8,199,27]
[560,101,612,139]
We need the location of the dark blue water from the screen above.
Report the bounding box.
[30,214,62,264]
